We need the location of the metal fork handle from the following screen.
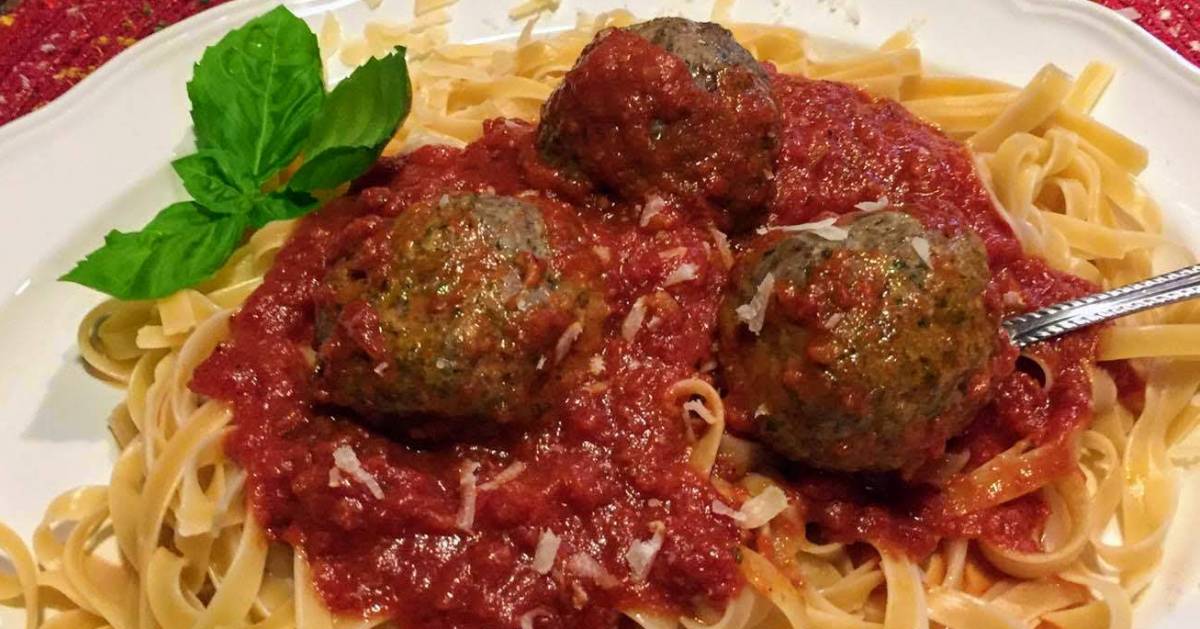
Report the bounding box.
[1002,263,1200,348]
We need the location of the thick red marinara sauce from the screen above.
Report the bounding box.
[192,118,745,629]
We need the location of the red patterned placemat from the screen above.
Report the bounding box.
[0,0,1197,128]
[0,0,233,126]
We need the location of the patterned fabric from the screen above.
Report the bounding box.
[0,0,1196,127]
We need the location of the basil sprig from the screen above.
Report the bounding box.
[62,6,412,300]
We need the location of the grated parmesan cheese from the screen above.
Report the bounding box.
[415,0,458,16]
[479,461,526,491]
[708,227,734,269]
[332,445,385,499]
[509,0,559,20]
[711,486,789,529]
[532,529,561,574]
[622,297,648,342]
[1114,6,1141,20]
[683,399,719,425]
[589,355,606,375]
[854,195,890,212]
[318,14,342,59]
[456,460,481,531]
[624,524,665,582]
[735,273,775,335]
[910,237,932,267]
[663,263,699,287]
[519,608,552,629]
[566,553,619,588]
[555,321,583,363]
[639,195,667,227]
[771,217,849,241]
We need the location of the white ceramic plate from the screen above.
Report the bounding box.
[1,0,1198,626]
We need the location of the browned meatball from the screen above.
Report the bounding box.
[536,17,779,231]
[314,193,607,440]
[625,17,770,91]
[719,211,1001,472]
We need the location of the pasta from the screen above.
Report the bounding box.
[2,6,1199,629]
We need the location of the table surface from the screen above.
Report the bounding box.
[0,0,1197,127]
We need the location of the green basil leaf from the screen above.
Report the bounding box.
[61,203,248,300]
[248,189,320,228]
[186,6,324,183]
[289,48,411,191]
[287,145,377,192]
[172,152,257,213]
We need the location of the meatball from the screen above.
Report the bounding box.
[719,211,1000,472]
[536,17,779,230]
[625,17,769,91]
[314,193,607,440]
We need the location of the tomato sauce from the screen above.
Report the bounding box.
[192,34,1114,628]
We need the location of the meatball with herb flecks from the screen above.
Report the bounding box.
[719,210,1004,473]
[314,193,607,440]
[536,17,779,231]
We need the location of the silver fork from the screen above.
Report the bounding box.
[1003,263,1200,348]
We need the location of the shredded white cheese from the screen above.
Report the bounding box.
[555,321,583,364]
[663,263,699,287]
[1114,6,1141,20]
[624,524,665,582]
[456,460,481,532]
[318,14,342,59]
[639,195,667,227]
[622,297,648,342]
[536,356,547,370]
[711,486,789,529]
[479,461,526,491]
[854,195,890,212]
[332,445,385,500]
[532,529,561,574]
[683,399,719,425]
[658,247,688,260]
[700,360,717,373]
[735,273,775,335]
[566,553,619,588]
[593,245,612,263]
[509,0,559,20]
[414,0,458,16]
[824,313,844,329]
[772,217,849,241]
[373,361,389,376]
[589,355,606,375]
[910,237,932,267]
[519,608,552,629]
[754,404,769,417]
[708,227,734,269]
